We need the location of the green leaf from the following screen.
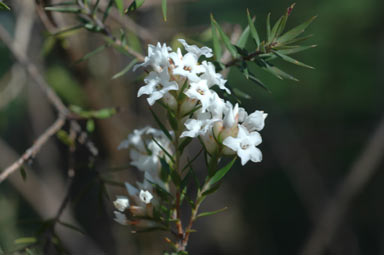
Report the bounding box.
[167,111,178,131]
[277,16,317,43]
[170,169,181,186]
[211,14,238,58]
[162,0,167,22]
[44,6,80,13]
[149,107,173,141]
[57,130,74,147]
[151,137,175,163]
[248,72,270,92]
[197,207,228,218]
[75,44,107,64]
[269,16,283,43]
[236,25,250,48]
[14,237,37,245]
[178,137,192,154]
[86,119,95,133]
[57,220,85,235]
[112,59,138,79]
[272,50,314,69]
[211,18,222,61]
[202,182,221,196]
[19,167,27,181]
[209,157,236,186]
[232,88,251,99]
[159,157,171,182]
[52,25,83,38]
[246,9,260,47]
[264,64,298,81]
[266,13,271,42]
[126,0,145,13]
[266,45,316,58]
[0,1,10,10]
[114,0,124,14]
[103,0,114,22]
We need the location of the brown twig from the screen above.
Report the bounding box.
[0,24,97,182]
[0,117,66,183]
[301,116,384,255]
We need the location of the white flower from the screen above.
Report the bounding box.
[137,69,178,106]
[242,110,268,132]
[133,42,171,72]
[171,50,205,83]
[178,39,213,58]
[181,117,215,138]
[206,92,226,119]
[200,61,230,93]
[223,103,239,129]
[139,190,153,204]
[113,196,130,212]
[114,211,127,225]
[223,125,262,165]
[185,80,213,112]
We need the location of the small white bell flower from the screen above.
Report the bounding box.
[113,196,130,212]
[139,190,153,204]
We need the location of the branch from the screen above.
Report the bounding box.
[0,24,98,182]
[0,116,66,183]
[301,116,384,255]
[0,25,68,115]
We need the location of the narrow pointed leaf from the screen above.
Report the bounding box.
[103,0,114,21]
[112,59,138,79]
[20,167,27,181]
[211,14,238,58]
[282,34,314,45]
[278,16,317,43]
[44,6,80,13]
[266,13,271,42]
[209,157,236,186]
[211,19,222,60]
[149,107,173,141]
[270,16,282,43]
[197,207,228,218]
[14,237,37,245]
[75,45,106,64]
[236,25,250,48]
[114,0,124,14]
[126,0,145,13]
[0,2,10,10]
[279,44,317,55]
[162,0,167,22]
[264,65,299,81]
[152,137,175,163]
[247,9,260,47]
[159,157,171,182]
[248,73,271,92]
[272,50,314,69]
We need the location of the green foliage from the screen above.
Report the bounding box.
[69,105,117,119]
[211,5,316,91]
[126,0,145,13]
[0,1,10,10]
[162,0,167,22]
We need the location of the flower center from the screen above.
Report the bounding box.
[197,88,205,95]
[155,84,164,90]
[184,66,192,71]
[240,143,250,150]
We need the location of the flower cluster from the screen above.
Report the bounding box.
[135,39,267,165]
[113,39,267,228]
[113,127,172,227]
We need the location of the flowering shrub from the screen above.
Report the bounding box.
[0,1,315,254]
[112,39,267,253]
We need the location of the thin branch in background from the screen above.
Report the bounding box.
[301,116,384,255]
[0,116,66,183]
[0,24,98,182]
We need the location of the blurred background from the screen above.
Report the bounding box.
[1,0,384,254]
